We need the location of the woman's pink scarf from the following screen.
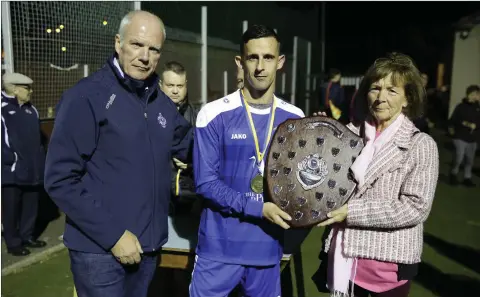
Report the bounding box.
[327,114,405,297]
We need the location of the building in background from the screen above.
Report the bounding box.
[449,11,480,117]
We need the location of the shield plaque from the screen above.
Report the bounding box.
[265,116,364,228]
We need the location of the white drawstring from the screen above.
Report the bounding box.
[350,258,359,297]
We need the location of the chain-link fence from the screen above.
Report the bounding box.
[7,1,134,118]
[2,2,321,119]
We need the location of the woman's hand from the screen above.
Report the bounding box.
[317,204,348,227]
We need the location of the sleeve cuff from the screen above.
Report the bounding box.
[97,224,126,251]
[346,199,366,227]
[244,199,264,219]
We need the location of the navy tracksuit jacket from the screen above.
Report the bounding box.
[44,55,193,253]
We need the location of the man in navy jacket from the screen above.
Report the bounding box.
[44,10,192,297]
[2,72,47,256]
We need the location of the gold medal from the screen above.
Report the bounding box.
[250,174,264,194]
[240,89,277,194]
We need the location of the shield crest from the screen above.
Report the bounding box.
[265,116,364,227]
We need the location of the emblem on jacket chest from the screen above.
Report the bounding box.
[157,112,167,128]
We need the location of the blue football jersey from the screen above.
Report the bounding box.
[193,90,305,266]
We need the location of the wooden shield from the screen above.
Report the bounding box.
[265,116,364,228]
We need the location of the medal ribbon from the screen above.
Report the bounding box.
[240,90,277,166]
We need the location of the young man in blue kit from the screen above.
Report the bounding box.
[190,25,305,297]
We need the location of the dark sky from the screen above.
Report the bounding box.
[321,2,480,78]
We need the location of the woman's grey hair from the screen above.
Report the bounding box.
[118,10,166,47]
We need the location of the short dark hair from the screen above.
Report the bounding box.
[240,24,280,55]
[328,68,341,80]
[352,52,426,122]
[466,84,480,96]
[161,61,186,80]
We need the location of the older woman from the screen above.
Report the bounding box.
[317,52,439,297]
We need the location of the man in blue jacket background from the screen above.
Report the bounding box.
[2,73,47,256]
[44,10,192,297]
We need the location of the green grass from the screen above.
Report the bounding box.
[1,249,74,297]
[286,130,480,297]
[2,130,480,297]
[287,181,480,297]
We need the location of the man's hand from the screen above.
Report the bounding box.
[312,111,328,117]
[111,230,143,265]
[262,202,291,229]
[317,204,348,227]
[173,158,188,170]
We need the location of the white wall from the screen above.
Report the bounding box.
[449,24,480,117]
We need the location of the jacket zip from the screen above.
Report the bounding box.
[141,90,157,252]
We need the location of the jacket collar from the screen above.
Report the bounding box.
[354,116,420,195]
[177,98,192,115]
[1,91,15,100]
[1,91,30,107]
[106,54,159,99]
[350,116,418,150]
[392,118,419,150]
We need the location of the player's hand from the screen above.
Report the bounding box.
[317,204,348,227]
[262,202,291,229]
[111,230,143,265]
[312,111,328,117]
[173,158,188,170]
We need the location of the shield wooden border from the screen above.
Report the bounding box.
[265,116,364,228]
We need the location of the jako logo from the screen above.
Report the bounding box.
[106,94,116,109]
[231,134,247,139]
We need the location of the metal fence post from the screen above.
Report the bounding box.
[201,6,207,106]
[1,2,15,73]
[290,36,298,105]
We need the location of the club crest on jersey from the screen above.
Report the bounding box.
[231,133,247,140]
[157,112,167,128]
[25,109,32,114]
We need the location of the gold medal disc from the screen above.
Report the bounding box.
[250,174,264,194]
